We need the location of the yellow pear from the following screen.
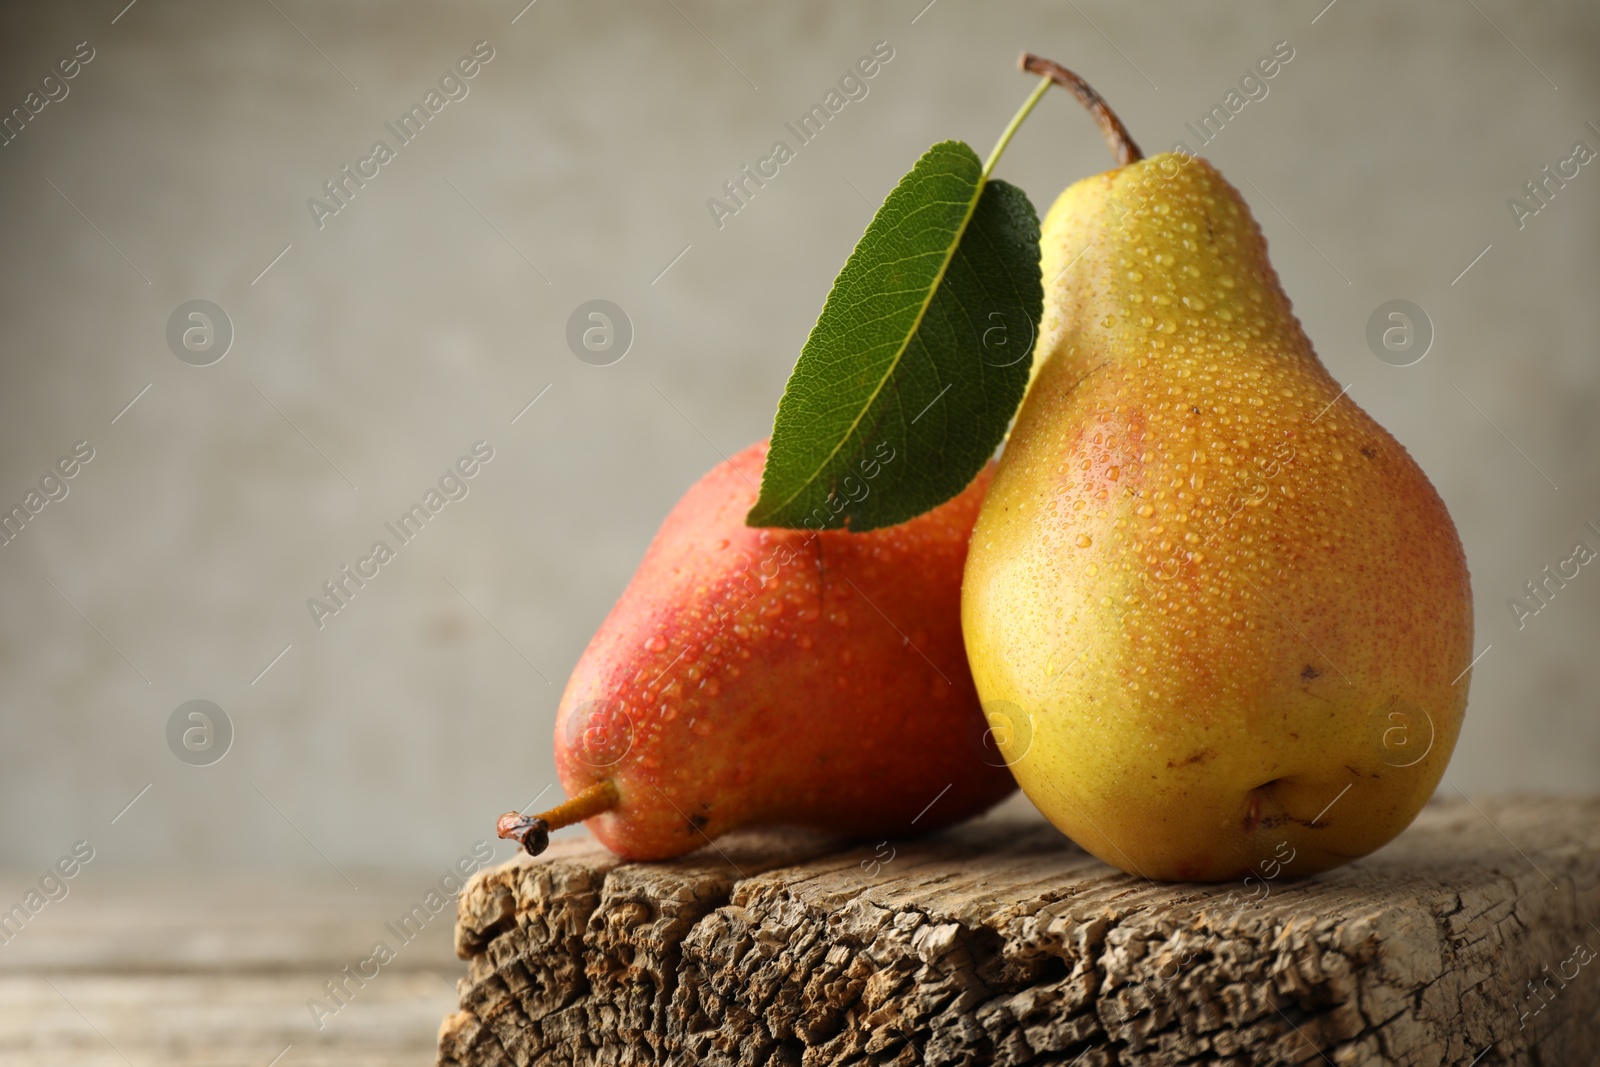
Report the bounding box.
[963,62,1473,882]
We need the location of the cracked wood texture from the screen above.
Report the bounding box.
[438,796,1599,1066]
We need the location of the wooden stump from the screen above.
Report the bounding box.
[438,796,1600,1066]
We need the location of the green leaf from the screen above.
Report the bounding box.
[746,140,1042,532]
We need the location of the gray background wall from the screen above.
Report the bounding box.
[0,0,1595,876]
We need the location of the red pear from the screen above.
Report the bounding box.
[499,440,1013,860]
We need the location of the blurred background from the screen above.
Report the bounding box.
[0,0,1596,1061]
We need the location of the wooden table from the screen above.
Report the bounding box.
[0,871,461,1065]
[439,795,1600,1067]
[2,797,1593,1065]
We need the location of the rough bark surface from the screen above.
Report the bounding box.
[439,796,1600,1066]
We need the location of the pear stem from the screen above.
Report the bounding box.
[497,779,620,857]
[1018,54,1144,166]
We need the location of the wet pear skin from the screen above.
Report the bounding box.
[962,152,1473,882]
[557,441,1015,860]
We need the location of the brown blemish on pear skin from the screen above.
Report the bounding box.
[1242,793,1262,833]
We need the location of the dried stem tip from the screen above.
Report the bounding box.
[1019,54,1144,166]
[497,779,621,857]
